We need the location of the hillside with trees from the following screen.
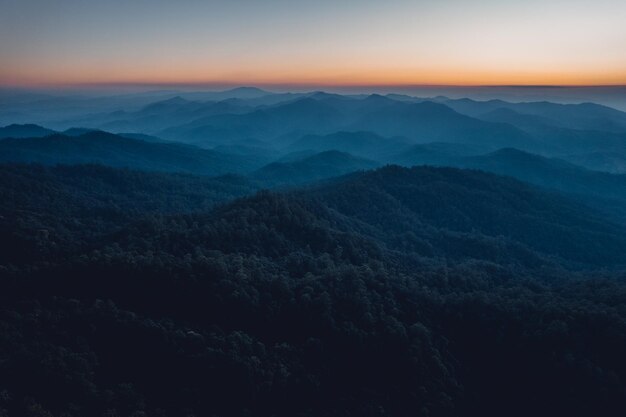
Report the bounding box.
[1,163,626,417]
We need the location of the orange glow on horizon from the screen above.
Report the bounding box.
[2,66,625,88]
[2,0,625,90]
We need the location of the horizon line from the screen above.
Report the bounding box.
[2,82,626,92]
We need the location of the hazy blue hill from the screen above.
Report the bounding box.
[116,132,170,143]
[139,96,197,114]
[311,165,626,266]
[305,91,351,101]
[265,97,341,128]
[154,94,414,147]
[148,95,543,151]
[455,148,626,222]
[439,98,512,116]
[62,127,102,136]
[384,93,424,102]
[564,150,626,174]
[158,109,275,145]
[0,131,269,175]
[0,123,55,138]
[543,129,626,172]
[274,149,319,162]
[212,139,277,159]
[134,87,274,103]
[475,108,626,171]
[159,97,343,146]
[349,101,535,149]
[98,99,250,134]
[516,101,626,132]
[199,86,272,100]
[287,131,411,159]
[445,98,626,132]
[390,142,490,166]
[218,91,309,107]
[299,92,406,119]
[254,150,380,185]
[477,107,555,130]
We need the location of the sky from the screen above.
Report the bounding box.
[1,0,625,88]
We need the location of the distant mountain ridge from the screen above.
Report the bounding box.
[443,97,626,132]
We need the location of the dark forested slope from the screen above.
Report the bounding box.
[1,164,626,417]
[0,164,258,265]
[0,131,269,175]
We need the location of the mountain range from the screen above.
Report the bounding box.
[3,89,626,416]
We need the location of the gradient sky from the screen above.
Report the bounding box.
[1,0,625,87]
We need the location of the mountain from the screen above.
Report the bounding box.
[0,131,270,175]
[159,97,344,146]
[0,164,258,264]
[563,150,626,174]
[254,150,380,185]
[3,163,626,417]
[4,90,626,417]
[62,127,102,136]
[454,148,626,222]
[200,86,273,100]
[391,143,626,206]
[477,107,556,130]
[460,148,626,199]
[158,96,537,151]
[348,101,536,149]
[0,123,55,138]
[97,99,250,135]
[116,132,170,143]
[474,107,626,171]
[308,165,626,266]
[139,96,196,114]
[390,145,626,222]
[390,142,490,166]
[287,131,411,159]
[444,98,626,133]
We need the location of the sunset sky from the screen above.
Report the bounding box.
[1,0,625,87]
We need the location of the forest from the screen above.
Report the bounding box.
[1,163,626,417]
[3,0,626,414]
[3,89,626,416]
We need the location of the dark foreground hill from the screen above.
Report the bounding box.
[0,164,258,264]
[1,164,626,417]
[0,131,270,175]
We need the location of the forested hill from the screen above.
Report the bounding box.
[0,164,258,265]
[307,165,626,266]
[0,131,269,175]
[2,163,626,416]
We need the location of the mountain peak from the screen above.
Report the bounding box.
[0,123,56,139]
[365,93,391,101]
